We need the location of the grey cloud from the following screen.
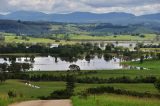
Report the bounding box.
[81,0,160,7]
[0,0,159,15]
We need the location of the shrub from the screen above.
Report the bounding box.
[8,90,17,98]
[46,89,71,99]
[154,79,160,92]
[86,86,160,98]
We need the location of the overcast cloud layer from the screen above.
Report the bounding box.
[0,0,160,15]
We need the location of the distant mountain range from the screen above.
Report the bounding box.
[0,11,160,24]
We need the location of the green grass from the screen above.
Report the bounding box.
[4,35,75,44]
[0,80,158,98]
[66,34,156,41]
[27,67,160,79]
[123,59,160,70]
[72,94,160,106]
[0,99,9,106]
[78,69,160,78]
[0,80,159,106]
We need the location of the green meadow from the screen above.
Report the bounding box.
[2,33,156,45]
[56,34,156,41]
[0,80,159,106]
[72,94,160,106]
[4,35,75,44]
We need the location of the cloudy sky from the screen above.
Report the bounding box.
[0,0,160,15]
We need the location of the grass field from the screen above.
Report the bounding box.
[123,59,160,70]
[62,34,156,41]
[4,35,75,44]
[72,94,160,106]
[0,80,158,99]
[0,80,159,106]
[2,33,156,45]
[27,66,160,79]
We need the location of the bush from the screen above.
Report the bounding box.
[8,90,17,98]
[86,86,160,98]
[43,89,71,99]
[154,79,160,92]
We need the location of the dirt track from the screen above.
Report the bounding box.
[9,100,72,106]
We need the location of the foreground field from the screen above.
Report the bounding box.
[72,94,160,106]
[0,80,159,106]
[0,59,160,106]
[0,80,158,98]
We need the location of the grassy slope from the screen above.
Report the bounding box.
[0,79,159,106]
[0,80,158,106]
[0,80,158,99]
[72,94,160,106]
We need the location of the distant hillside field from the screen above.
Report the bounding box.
[2,34,156,44]
[0,20,160,36]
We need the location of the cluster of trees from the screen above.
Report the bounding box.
[0,62,32,73]
[4,72,157,84]
[85,86,160,98]
[131,33,146,38]
[77,76,157,84]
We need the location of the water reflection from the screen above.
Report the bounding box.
[0,55,123,71]
[0,55,148,71]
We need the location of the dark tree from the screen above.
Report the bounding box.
[66,74,76,96]
[140,56,144,64]
[154,79,160,92]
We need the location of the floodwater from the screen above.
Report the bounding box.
[0,56,124,71]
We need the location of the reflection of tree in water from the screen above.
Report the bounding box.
[103,53,113,61]
[85,54,95,63]
[0,62,32,73]
[3,57,7,61]
[9,56,16,63]
[60,57,78,63]
[30,55,35,63]
[97,54,102,59]
[55,56,58,63]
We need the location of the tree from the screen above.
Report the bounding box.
[157,53,160,60]
[46,73,76,99]
[0,72,6,82]
[105,43,114,52]
[0,63,8,72]
[154,79,160,92]
[140,55,144,64]
[66,74,76,96]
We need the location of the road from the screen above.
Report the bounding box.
[9,100,72,106]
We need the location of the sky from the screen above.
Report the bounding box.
[0,0,160,15]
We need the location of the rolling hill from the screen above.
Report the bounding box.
[0,11,160,24]
[0,20,159,36]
